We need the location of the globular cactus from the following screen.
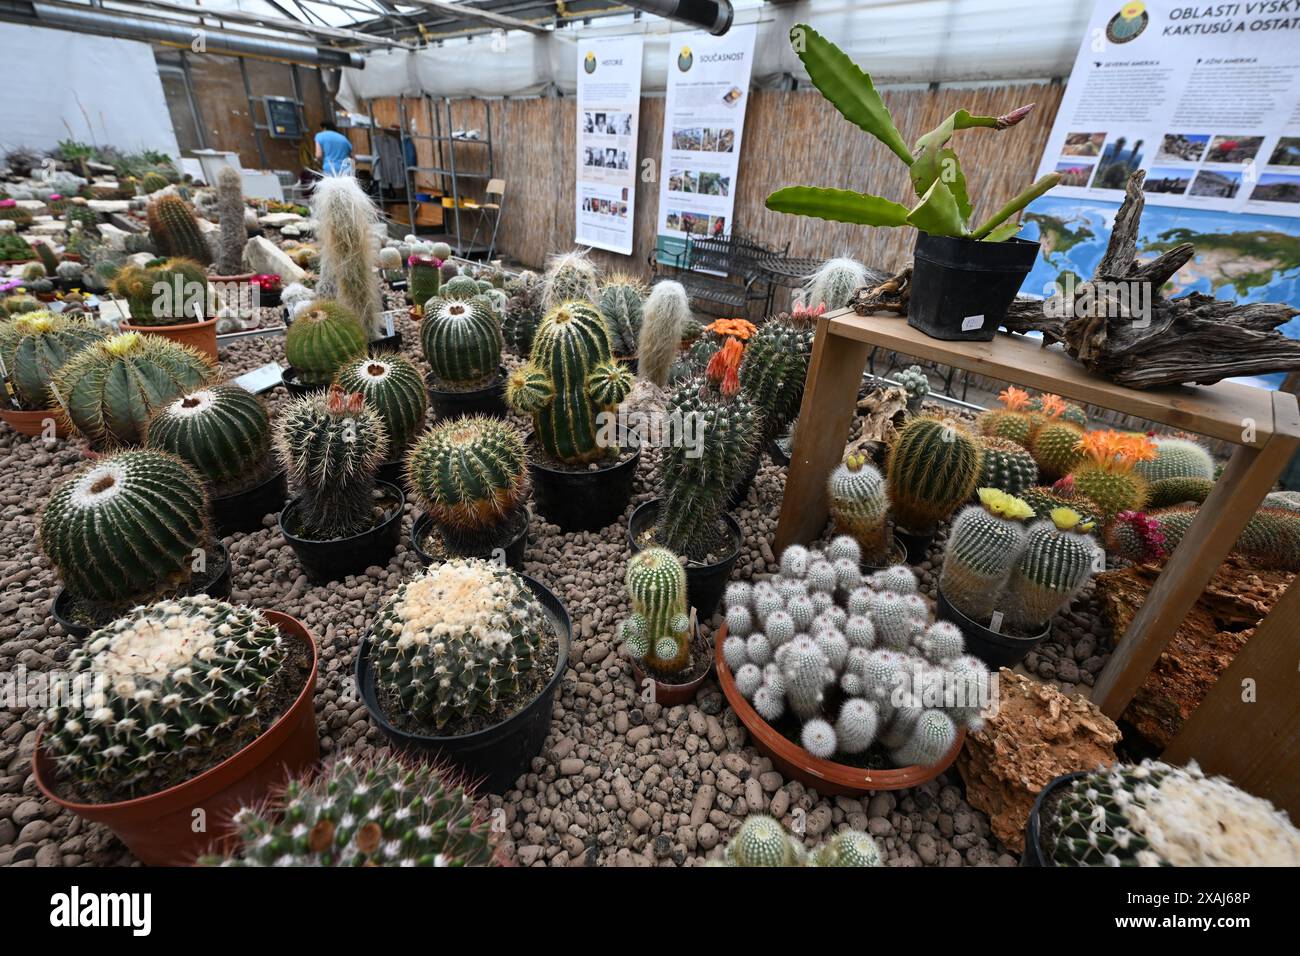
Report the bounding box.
[144,384,270,494]
[215,165,246,276]
[827,454,892,562]
[977,435,1040,496]
[738,313,817,444]
[622,546,691,673]
[408,254,442,309]
[503,270,545,355]
[797,257,871,311]
[1019,482,1101,529]
[886,417,982,533]
[776,634,833,720]
[541,250,599,310]
[1067,430,1153,519]
[274,386,390,540]
[212,754,499,867]
[801,717,838,758]
[40,450,208,605]
[890,709,957,767]
[370,559,551,731]
[507,301,633,465]
[42,596,286,795]
[140,171,170,194]
[111,257,209,326]
[637,280,689,387]
[1265,490,1300,512]
[1002,508,1098,631]
[439,274,485,302]
[869,591,914,650]
[421,295,504,390]
[336,354,428,453]
[1030,420,1085,481]
[597,275,645,357]
[871,564,918,595]
[976,386,1036,448]
[0,311,107,410]
[916,621,965,664]
[896,364,930,409]
[146,194,212,266]
[725,815,802,866]
[835,698,879,754]
[378,246,403,272]
[810,829,884,867]
[940,489,1033,623]
[1147,476,1214,508]
[55,332,217,449]
[311,175,382,339]
[285,300,368,386]
[1134,436,1215,482]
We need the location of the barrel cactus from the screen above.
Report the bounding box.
[977,386,1036,448]
[827,453,892,562]
[146,194,212,266]
[597,275,645,357]
[40,450,208,605]
[285,300,368,387]
[111,257,209,326]
[55,331,217,449]
[336,354,428,454]
[1146,476,1214,509]
[503,270,545,355]
[738,312,817,444]
[719,815,883,867]
[977,435,1039,496]
[886,417,982,533]
[420,295,503,389]
[1134,436,1215,482]
[940,489,1033,623]
[541,250,599,310]
[621,546,691,673]
[1002,507,1098,631]
[144,384,270,495]
[1030,419,1085,481]
[370,559,553,731]
[0,311,107,410]
[1066,430,1153,519]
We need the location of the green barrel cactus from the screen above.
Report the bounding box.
[43,596,287,796]
[336,354,428,453]
[886,417,982,533]
[977,435,1039,497]
[420,295,503,389]
[621,546,691,673]
[54,331,217,449]
[438,274,485,302]
[1003,508,1097,631]
[503,270,545,355]
[597,275,645,357]
[40,449,209,605]
[144,384,270,495]
[284,300,368,387]
[1134,436,1215,482]
[506,301,633,464]
[827,453,892,562]
[738,313,817,443]
[111,257,210,326]
[940,489,1033,623]
[0,311,107,410]
[1068,465,1147,520]
[370,559,552,731]
[1146,476,1214,509]
[1030,420,1085,481]
[145,194,212,266]
[408,254,442,308]
[140,170,169,194]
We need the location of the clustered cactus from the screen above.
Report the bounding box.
[597,275,645,357]
[0,311,107,410]
[43,596,288,796]
[1106,505,1300,572]
[718,814,882,867]
[723,536,989,768]
[420,295,503,390]
[146,194,212,266]
[1042,760,1300,866]
[896,364,929,410]
[620,547,692,674]
[336,354,428,454]
[285,300,368,387]
[144,384,271,496]
[826,453,892,563]
[886,416,982,533]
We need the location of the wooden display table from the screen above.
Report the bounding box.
[775,308,1299,812]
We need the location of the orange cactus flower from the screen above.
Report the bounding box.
[792,302,827,321]
[1038,393,1067,418]
[1076,429,1156,473]
[706,337,744,397]
[705,318,756,341]
[998,386,1031,411]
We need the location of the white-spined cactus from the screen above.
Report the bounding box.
[720,815,882,867]
[939,488,1032,623]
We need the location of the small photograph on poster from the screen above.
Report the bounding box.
[1062,132,1106,157]
[707,215,727,236]
[1267,138,1300,167]
[1251,173,1300,204]
[670,126,735,153]
[1205,135,1264,164]
[1143,167,1194,195]
[667,209,711,236]
[583,111,634,136]
[1155,133,1209,163]
[1090,138,1145,190]
[668,169,696,193]
[583,146,630,170]
[1055,161,1095,187]
[698,171,730,197]
[1189,168,1243,199]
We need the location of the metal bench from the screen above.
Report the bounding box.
[650,232,785,318]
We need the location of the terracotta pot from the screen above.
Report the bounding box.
[0,406,68,438]
[714,623,964,795]
[120,317,219,361]
[31,610,319,865]
[631,656,712,707]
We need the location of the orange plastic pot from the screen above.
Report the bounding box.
[32,610,319,865]
[715,623,964,795]
[0,406,68,438]
[120,317,219,361]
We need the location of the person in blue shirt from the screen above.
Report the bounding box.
[315,121,353,176]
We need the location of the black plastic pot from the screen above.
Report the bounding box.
[530,440,641,533]
[355,574,570,794]
[862,534,907,572]
[768,436,791,467]
[426,368,506,422]
[369,332,402,355]
[936,587,1051,669]
[1022,771,1088,866]
[410,510,528,570]
[375,456,406,492]
[627,498,742,621]
[280,366,328,398]
[278,481,405,583]
[895,527,934,564]
[211,469,287,537]
[727,449,763,509]
[908,232,1041,342]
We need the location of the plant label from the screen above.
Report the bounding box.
[961,314,985,332]
[989,610,1004,633]
[233,362,286,395]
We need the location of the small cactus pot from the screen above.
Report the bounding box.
[627,498,741,621]
[425,368,507,422]
[0,406,69,439]
[210,468,288,537]
[529,437,642,533]
[410,509,529,571]
[935,586,1050,670]
[279,480,405,584]
[31,609,319,866]
[630,628,712,707]
[355,574,570,794]
[119,316,220,362]
[895,526,934,564]
[1021,771,1089,867]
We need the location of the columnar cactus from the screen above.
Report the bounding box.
[506,301,633,464]
[827,454,892,562]
[541,250,599,310]
[597,275,645,357]
[408,254,442,309]
[420,296,503,389]
[370,559,552,731]
[55,332,217,448]
[0,311,107,410]
[940,489,1033,623]
[886,417,982,532]
[311,175,382,339]
[637,280,689,387]
[274,386,390,540]
[111,258,209,326]
[146,194,212,266]
[890,709,957,767]
[144,384,270,494]
[738,312,817,444]
[503,270,545,355]
[1134,436,1215,482]
[42,596,287,795]
[215,165,247,276]
[40,450,208,604]
[336,354,428,454]
[977,436,1040,496]
[285,300,368,387]
[621,546,691,673]
[1002,507,1098,631]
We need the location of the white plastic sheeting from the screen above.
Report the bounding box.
[0,23,181,156]
[338,0,1095,107]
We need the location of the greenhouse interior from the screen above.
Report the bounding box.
[1,0,1300,893]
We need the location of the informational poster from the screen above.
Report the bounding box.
[575,34,644,255]
[655,23,758,266]
[1035,0,1300,217]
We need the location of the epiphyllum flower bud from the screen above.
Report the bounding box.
[706,336,744,397]
[325,384,366,417]
[995,104,1035,130]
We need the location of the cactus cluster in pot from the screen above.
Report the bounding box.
[717,814,882,867]
[284,299,368,387]
[722,535,990,768]
[336,353,428,457]
[619,546,692,676]
[826,453,893,563]
[420,294,503,390]
[0,311,107,411]
[111,257,210,326]
[886,416,982,534]
[144,383,272,497]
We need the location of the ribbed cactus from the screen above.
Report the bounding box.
[140,171,169,194]
[370,559,551,731]
[1067,430,1153,519]
[1147,476,1214,508]
[111,257,209,326]
[274,386,390,540]
[798,257,871,311]
[0,311,107,410]
[827,453,892,562]
[420,296,503,389]
[212,754,498,867]
[977,436,1040,496]
[42,596,286,795]
[1003,508,1097,631]
[976,386,1036,448]
[886,417,982,532]
[890,710,957,767]
[1108,505,1300,572]
[40,450,208,604]
[1029,421,1085,481]
[738,314,817,443]
[144,384,270,494]
[55,332,217,448]
[1134,436,1215,482]
[406,415,528,550]
[503,270,544,355]
[285,300,368,387]
[621,546,691,673]
[439,275,484,301]
[725,815,802,866]
[598,275,645,357]
[810,829,884,867]
[940,489,1033,623]
[311,175,382,339]
[146,194,212,266]
[637,281,689,387]
[336,354,428,453]
[541,251,599,310]
[506,301,633,464]
[215,165,246,276]
[408,255,442,309]
[1265,490,1300,512]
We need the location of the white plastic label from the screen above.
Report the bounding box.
[989,610,1004,633]
[233,362,286,395]
[961,314,985,332]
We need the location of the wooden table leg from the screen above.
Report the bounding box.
[1160,576,1300,819]
[774,316,871,553]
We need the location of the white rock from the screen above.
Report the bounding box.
[258,212,305,228]
[96,222,132,250]
[243,235,306,283]
[87,200,131,213]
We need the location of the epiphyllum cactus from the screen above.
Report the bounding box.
[766,25,1058,242]
[1067,430,1155,519]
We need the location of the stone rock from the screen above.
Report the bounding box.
[243,236,306,284]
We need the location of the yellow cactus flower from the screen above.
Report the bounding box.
[1049,506,1082,531]
[977,487,1035,521]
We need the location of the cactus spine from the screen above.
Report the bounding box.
[827,454,892,562]
[597,275,645,357]
[977,435,1040,496]
[285,300,368,386]
[215,165,247,276]
[0,312,107,410]
[886,417,982,532]
[311,175,382,338]
[146,194,212,266]
[637,280,689,387]
[797,257,871,311]
[420,296,503,389]
[503,270,545,355]
[541,251,599,310]
[1003,508,1098,631]
[144,384,270,495]
[621,546,691,673]
[940,489,1033,623]
[336,354,428,453]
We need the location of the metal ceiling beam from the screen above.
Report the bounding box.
[390,0,551,36]
[113,0,415,48]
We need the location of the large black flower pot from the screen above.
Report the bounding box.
[627,498,742,621]
[356,574,570,794]
[410,510,528,570]
[368,332,402,355]
[280,366,328,398]
[426,368,507,422]
[1021,771,1088,867]
[908,232,1041,342]
[375,456,406,492]
[895,527,934,564]
[278,481,404,584]
[211,469,287,537]
[530,440,641,533]
[935,587,1050,670]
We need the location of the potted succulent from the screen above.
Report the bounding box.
[39,449,230,637]
[281,299,368,396]
[0,311,107,437]
[421,282,508,420]
[112,257,220,360]
[766,24,1059,341]
[406,415,531,569]
[896,365,930,415]
[506,301,638,532]
[717,814,882,867]
[144,383,284,536]
[32,595,318,865]
[885,415,982,561]
[356,558,571,793]
[407,240,451,309]
[311,176,393,351]
[826,453,904,568]
[619,546,711,706]
[275,385,403,583]
[335,352,428,487]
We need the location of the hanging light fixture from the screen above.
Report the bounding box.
[621,0,734,36]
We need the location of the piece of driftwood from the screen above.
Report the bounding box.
[845,385,908,463]
[849,268,911,315]
[1003,170,1300,388]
